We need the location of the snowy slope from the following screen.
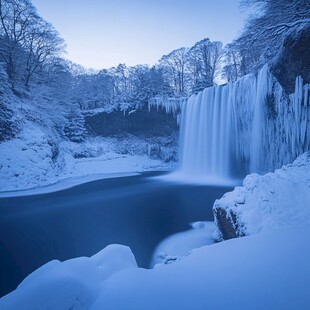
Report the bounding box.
[0,225,309,309]
[0,82,177,194]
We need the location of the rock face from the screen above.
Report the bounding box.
[84,106,178,137]
[213,208,244,240]
[213,152,310,241]
[271,25,310,94]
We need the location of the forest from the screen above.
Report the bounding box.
[1,0,308,143]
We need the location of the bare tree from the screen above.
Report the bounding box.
[222,43,242,82]
[159,47,188,96]
[0,0,64,89]
[24,18,65,87]
[0,0,34,87]
[187,38,223,92]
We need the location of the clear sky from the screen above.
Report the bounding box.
[31,0,247,70]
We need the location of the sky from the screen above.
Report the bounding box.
[31,0,248,70]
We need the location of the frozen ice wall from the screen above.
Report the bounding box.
[177,65,310,181]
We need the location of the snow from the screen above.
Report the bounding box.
[0,126,58,192]
[0,245,137,310]
[213,152,310,237]
[1,225,309,309]
[151,221,215,267]
[0,82,177,195]
[0,133,175,195]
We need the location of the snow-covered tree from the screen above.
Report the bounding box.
[64,104,87,143]
[159,47,189,96]
[187,38,223,92]
[235,0,310,72]
[23,18,65,88]
[0,0,64,90]
[222,43,242,82]
[0,62,15,141]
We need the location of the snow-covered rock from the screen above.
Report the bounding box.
[213,152,310,240]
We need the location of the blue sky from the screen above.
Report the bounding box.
[32,0,247,70]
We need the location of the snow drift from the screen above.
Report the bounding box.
[1,226,309,309]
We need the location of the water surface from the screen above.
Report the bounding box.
[0,172,232,297]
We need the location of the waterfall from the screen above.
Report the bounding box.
[176,65,310,182]
[178,84,233,182]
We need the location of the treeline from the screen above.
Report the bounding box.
[0,0,85,142]
[72,38,224,111]
[73,1,310,111]
[0,1,226,115]
[1,0,309,118]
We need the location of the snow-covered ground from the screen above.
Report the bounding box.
[151,221,215,267]
[1,225,309,310]
[0,85,177,195]
[0,129,176,194]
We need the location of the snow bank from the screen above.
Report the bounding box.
[1,226,309,309]
[0,133,176,194]
[213,152,310,239]
[0,245,137,310]
[0,126,60,191]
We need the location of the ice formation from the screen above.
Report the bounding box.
[148,96,187,124]
[177,66,309,180]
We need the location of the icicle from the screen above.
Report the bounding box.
[148,96,187,116]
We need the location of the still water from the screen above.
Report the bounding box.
[0,172,232,297]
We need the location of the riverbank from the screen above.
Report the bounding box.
[0,133,177,194]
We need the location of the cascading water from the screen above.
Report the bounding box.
[178,83,233,181]
[176,65,309,182]
[149,66,309,183]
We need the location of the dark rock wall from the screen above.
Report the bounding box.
[271,25,310,94]
[84,107,178,138]
[213,206,246,241]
